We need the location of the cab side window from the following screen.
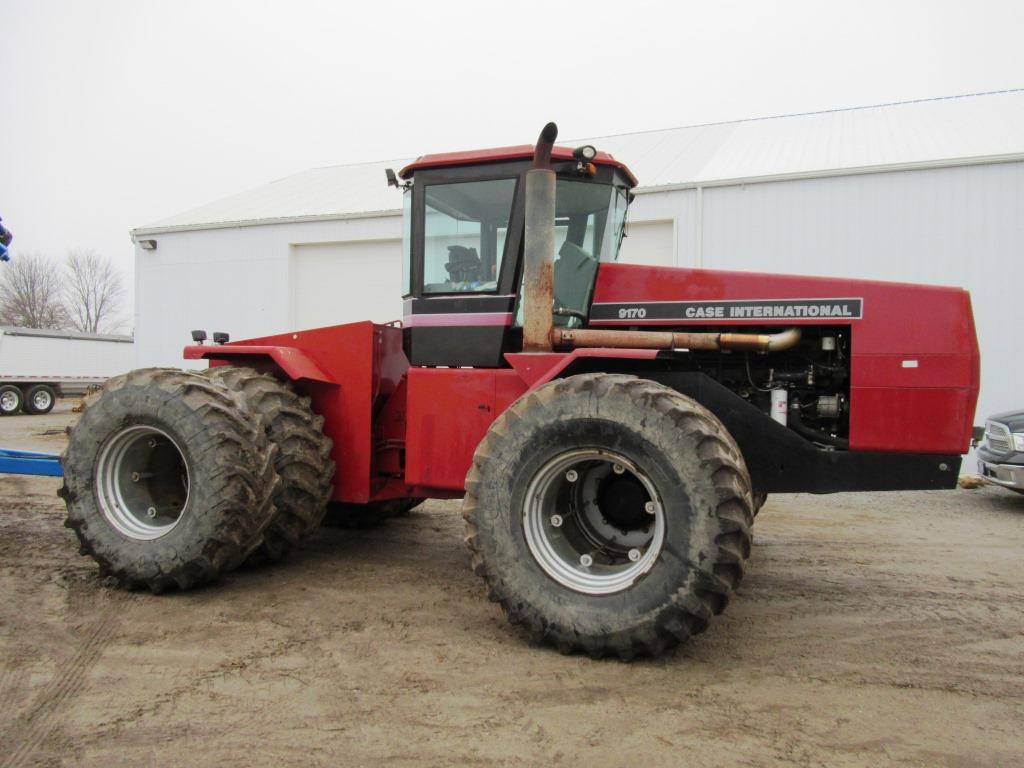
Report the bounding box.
[423,179,516,293]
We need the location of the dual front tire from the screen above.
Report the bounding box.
[60,367,334,592]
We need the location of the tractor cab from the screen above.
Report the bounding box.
[393,143,638,367]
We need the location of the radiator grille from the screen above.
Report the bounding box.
[985,421,1012,453]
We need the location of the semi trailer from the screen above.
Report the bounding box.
[59,124,979,659]
[0,326,134,415]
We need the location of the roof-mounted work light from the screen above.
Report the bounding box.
[573,145,597,161]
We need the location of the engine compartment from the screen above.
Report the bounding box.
[685,325,851,449]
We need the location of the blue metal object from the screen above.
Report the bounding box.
[0,216,11,261]
[0,448,63,477]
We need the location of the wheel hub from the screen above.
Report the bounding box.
[523,449,665,595]
[0,391,19,412]
[94,425,190,540]
[597,473,651,533]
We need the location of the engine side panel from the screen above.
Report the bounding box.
[591,263,980,454]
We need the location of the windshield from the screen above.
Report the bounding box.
[550,180,629,326]
[515,179,630,328]
[553,180,628,263]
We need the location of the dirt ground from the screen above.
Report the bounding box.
[0,403,1022,768]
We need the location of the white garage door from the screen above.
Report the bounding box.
[290,240,403,330]
[618,220,674,266]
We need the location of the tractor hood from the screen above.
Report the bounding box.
[590,262,981,455]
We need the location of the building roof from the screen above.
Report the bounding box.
[134,89,1024,235]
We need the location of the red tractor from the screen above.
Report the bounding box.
[60,124,980,659]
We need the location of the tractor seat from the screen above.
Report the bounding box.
[445,245,483,283]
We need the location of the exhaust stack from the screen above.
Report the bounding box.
[519,121,801,356]
[522,122,558,353]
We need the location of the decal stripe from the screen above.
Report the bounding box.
[590,297,864,322]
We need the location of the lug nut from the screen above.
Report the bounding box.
[612,463,625,475]
[565,470,578,483]
[579,554,593,567]
[645,501,657,515]
[550,514,563,528]
[628,548,641,562]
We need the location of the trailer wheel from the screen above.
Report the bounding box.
[24,384,56,415]
[0,384,23,415]
[204,366,335,563]
[59,368,279,592]
[463,373,754,660]
[323,498,425,529]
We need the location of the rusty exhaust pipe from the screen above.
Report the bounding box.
[522,122,559,353]
[520,121,801,357]
[551,326,802,352]
[721,327,802,351]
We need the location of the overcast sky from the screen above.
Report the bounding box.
[2,0,1022,295]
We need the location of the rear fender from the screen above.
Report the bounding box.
[183,344,335,384]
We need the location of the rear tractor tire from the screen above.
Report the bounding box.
[323,497,425,529]
[463,373,754,660]
[203,366,335,563]
[59,369,279,592]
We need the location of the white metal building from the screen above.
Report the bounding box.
[132,90,1024,426]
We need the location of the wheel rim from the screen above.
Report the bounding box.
[94,425,190,540]
[0,391,19,412]
[523,448,665,595]
[32,390,52,411]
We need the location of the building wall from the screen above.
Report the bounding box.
[134,213,402,369]
[695,160,1023,421]
[136,160,1021,433]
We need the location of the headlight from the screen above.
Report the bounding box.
[1014,433,1024,452]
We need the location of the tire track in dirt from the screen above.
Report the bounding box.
[0,589,129,768]
[0,662,29,733]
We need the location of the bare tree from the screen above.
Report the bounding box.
[64,249,126,334]
[0,251,68,329]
